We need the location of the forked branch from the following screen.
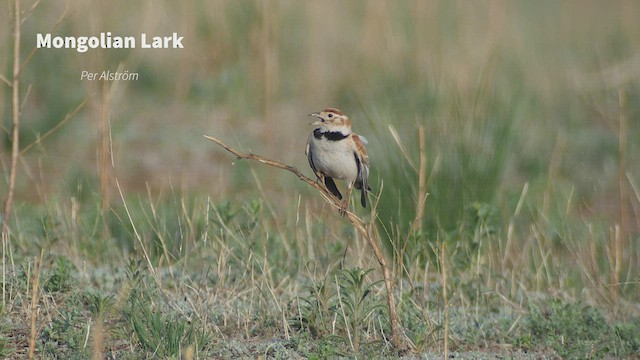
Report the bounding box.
[204,135,402,349]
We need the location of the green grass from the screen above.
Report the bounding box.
[2,1,640,358]
[1,192,638,358]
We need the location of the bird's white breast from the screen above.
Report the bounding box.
[308,136,358,184]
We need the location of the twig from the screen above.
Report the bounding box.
[415,126,427,232]
[204,134,403,349]
[335,274,355,352]
[441,242,449,359]
[20,0,42,25]
[2,232,6,307]
[3,0,22,237]
[28,256,40,360]
[20,98,88,155]
[19,0,65,74]
[0,73,10,87]
[401,126,429,274]
[616,89,627,297]
[100,79,111,209]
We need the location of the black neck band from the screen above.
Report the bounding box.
[314,128,349,141]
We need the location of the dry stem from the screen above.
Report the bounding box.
[3,0,21,237]
[99,79,111,209]
[415,126,427,232]
[28,256,40,360]
[441,242,449,358]
[204,135,403,349]
[615,89,628,300]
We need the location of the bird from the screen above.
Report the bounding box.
[305,108,370,214]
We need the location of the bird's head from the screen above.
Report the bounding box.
[309,108,352,130]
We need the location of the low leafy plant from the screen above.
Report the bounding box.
[85,290,115,322]
[290,268,387,357]
[0,335,11,359]
[521,300,640,359]
[41,308,88,357]
[290,277,335,338]
[125,299,209,358]
[44,256,75,293]
[335,268,385,354]
[0,305,13,358]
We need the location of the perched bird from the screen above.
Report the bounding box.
[305,108,370,213]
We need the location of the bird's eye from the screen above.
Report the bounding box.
[328,113,333,118]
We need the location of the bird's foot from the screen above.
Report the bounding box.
[338,201,349,217]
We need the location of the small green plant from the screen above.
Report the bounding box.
[290,269,387,356]
[335,268,385,354]
[125,299,210,358]
[612,319,640,357]
[85,291,115,322]
[240,199,261,234]
[290,277,335,338]
[521,300,640,359]
[123,258,209,358]
[41,308,88,357]
[397,289,440,352]
[40,214,62,244]
[0,335,11,359]
[0,305,13,358]
[211,201,239,229]
[125,258,150,301]
[44,256,75,293]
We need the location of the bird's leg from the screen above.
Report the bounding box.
[316,172,343,201]
[315,172,327,190]
[338,202,348,216]
[339,186,353,216]
[317,174,333,197]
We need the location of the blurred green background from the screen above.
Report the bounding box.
[1,0,639,261]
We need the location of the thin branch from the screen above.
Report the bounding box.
[0,73,10,87]
[28,256,40,360]
[204,134,403,349]
[20,0,42,25]
[100,78,110,209]
[402,126,430,264]
[441,242,449,359]
[415,125,427,232]
[3,0,22,236]
[19,0,68,75]
[204,135,367,222]
[388,125,416,171]
[20,98,88,155]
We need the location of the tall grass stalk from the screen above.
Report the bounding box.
[613,89,628,305]
[1,232,5,306]
[3,0,22,238]
[99,80,111,210]
[440,243,449,359]
[28,255,40,360]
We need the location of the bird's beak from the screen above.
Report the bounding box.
[308,112,323,125]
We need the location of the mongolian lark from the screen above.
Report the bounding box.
[305,108,370,214]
